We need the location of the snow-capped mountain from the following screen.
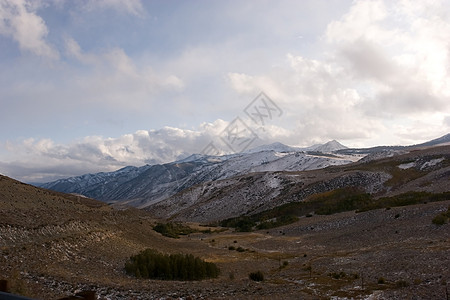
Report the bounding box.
[243,142,301,153]
[39,134,450,209]
[40,140,357,208]
[147,144,450,223]
[308,140,348,153]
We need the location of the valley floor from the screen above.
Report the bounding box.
[1,200,449,299]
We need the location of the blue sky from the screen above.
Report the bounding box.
[1,0,450,182]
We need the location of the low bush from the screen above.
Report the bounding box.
[125,249,220,280]
[432,213,449,225]
[249,271,264,281]
[432,206,450,225]
[256,215,299,230]
[153,222,196,238]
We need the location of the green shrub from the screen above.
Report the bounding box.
[219,191,450,232]
[249,271,264,281]
[432,214,448,225]
[228,246,236,251]
[378,277,386,284]
[153,222,196,238]
[315,189,371,215]
[432,206,450,225]
[125,249,220,280]
[256,215,299,230]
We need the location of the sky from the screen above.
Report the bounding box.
[1,0,450,183]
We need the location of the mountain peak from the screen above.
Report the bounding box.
[312,140,348,153]
[244,142,299,154]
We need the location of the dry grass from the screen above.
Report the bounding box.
[1,173,449,299]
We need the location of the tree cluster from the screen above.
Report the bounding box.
[125,249,220,280]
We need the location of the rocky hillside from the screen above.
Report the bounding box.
[1,173,449,299]
[40,141,359,208]
[147,145,450,223]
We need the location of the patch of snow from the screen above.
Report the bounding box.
[420,157,445,170]
[398,162,415,169]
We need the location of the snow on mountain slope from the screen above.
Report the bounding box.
[39,165,152,199]
[40,139,358,208]
[148,145,450,223]
[309,140,348,153]
[243,142,300,153]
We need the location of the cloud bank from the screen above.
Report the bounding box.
[1,0,450,182]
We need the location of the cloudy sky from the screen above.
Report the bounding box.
[1,0,450,183]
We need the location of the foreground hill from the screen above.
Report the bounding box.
[1,174,449,299]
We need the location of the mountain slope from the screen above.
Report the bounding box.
[40,141,358,208]
[147,145,450,223]
[308,140,348,152]
[415,133,450,147]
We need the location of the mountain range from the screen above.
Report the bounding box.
[39,139,354,208]
[149,143,450,222]
[38,135,450,210]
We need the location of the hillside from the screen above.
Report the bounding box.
[40,141,359,208]
[147,145,450,223]
[1,173,449,299]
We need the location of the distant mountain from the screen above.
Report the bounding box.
[40,139,358,208]
[414,133,450,147]
[244,142,300,153]
[309,140,348,153]
[147,145,450,223]
[40,135,449,209]
[336,133,450,157]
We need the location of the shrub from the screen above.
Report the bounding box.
[256,215,299,230]
[125,249,220,280]
[329,271,346,279]
[432,214,448,225]
[378,277,386,284]
[249,271,264,281]
[153,222,196,238]
[313,188,371,215]
[395,280,409,288]
[432,206,450,225]
[236,247,246,252]
[228,246,236,251]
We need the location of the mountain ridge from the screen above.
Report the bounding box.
[147,144,450,223]
[38,139,356,207]
[38,134,449,209]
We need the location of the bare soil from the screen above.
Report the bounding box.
[1,175,449,299]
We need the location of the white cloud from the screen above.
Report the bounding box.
[2,0,450,183]
[63,37,184,108]
[326,0,389,44]
[0,0,58,58]
[227,52,383,145]
[0,117,326,182]
[325,0,450,116]
[226,0,450,146]
[0,121,225,182]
